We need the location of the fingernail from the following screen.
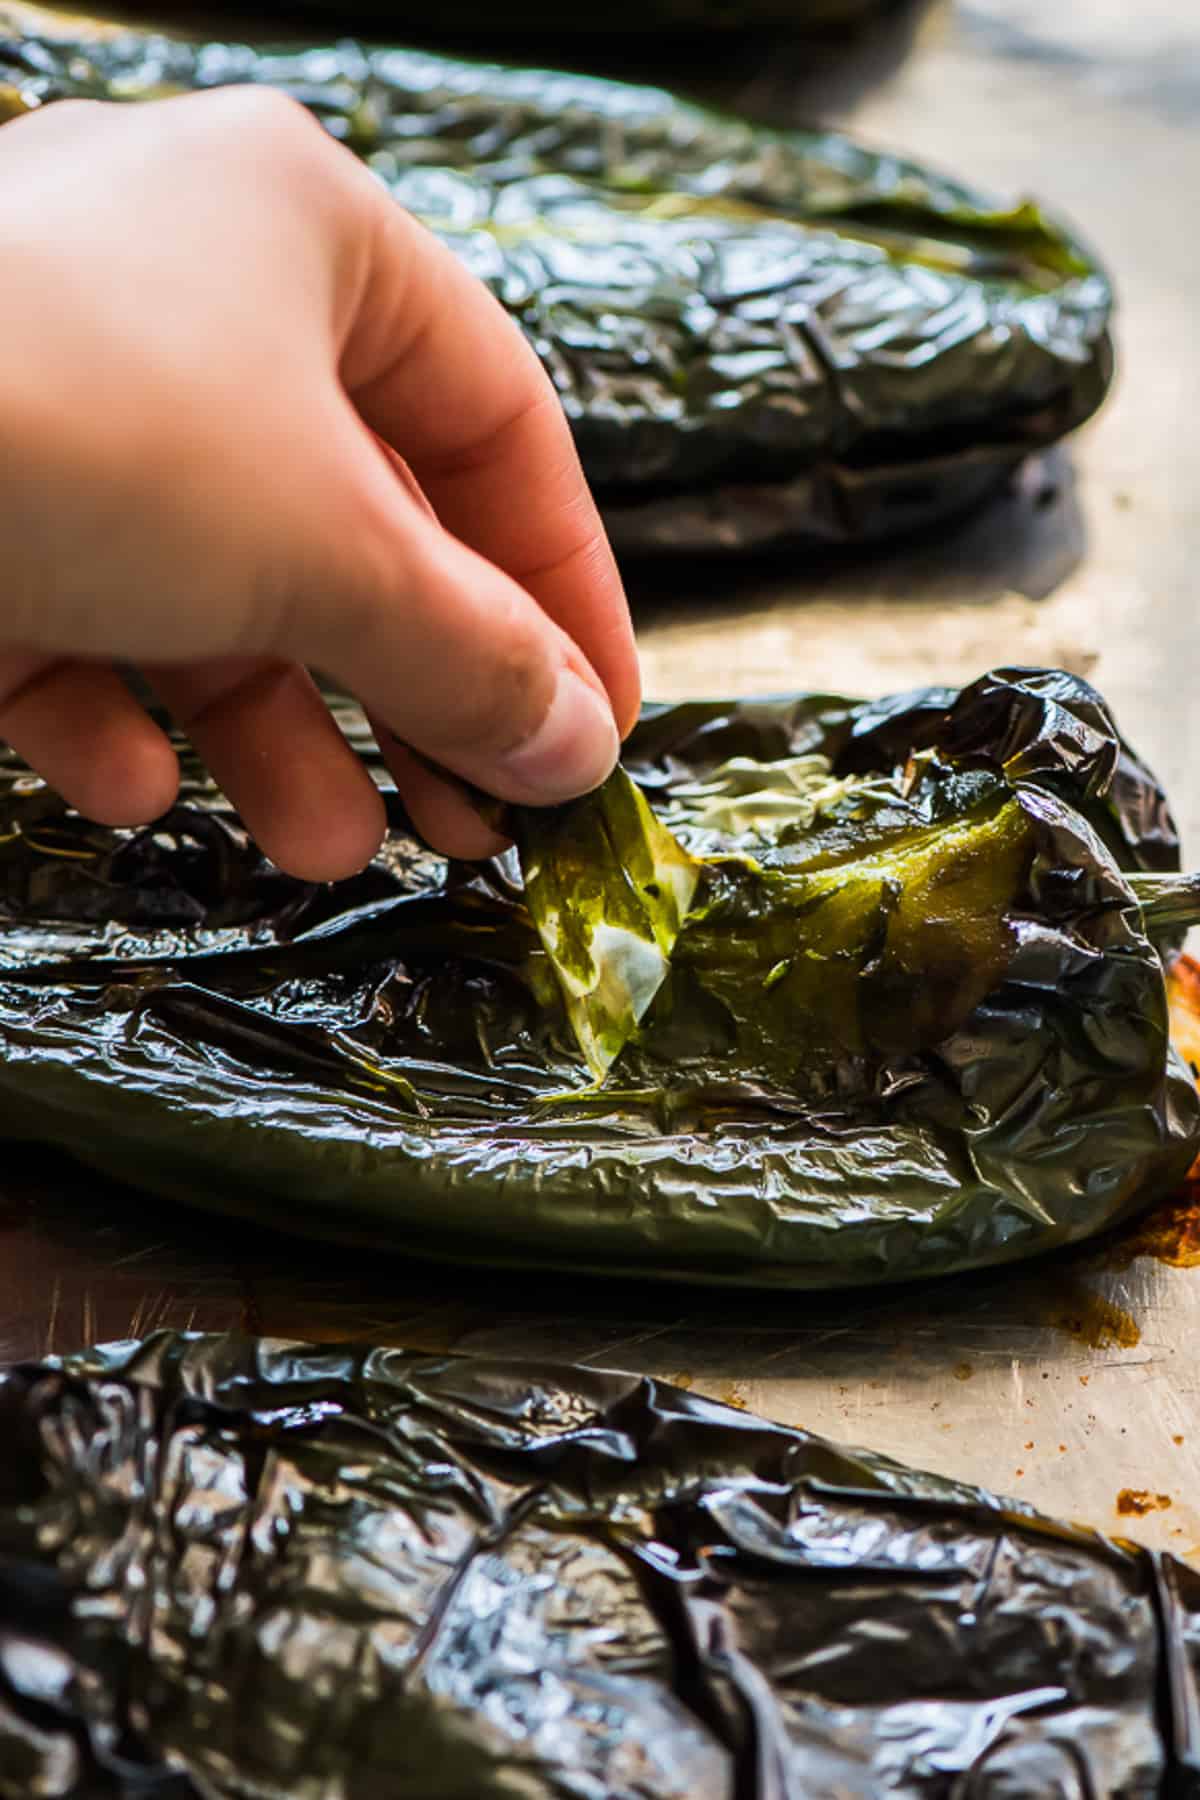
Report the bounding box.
[501,670,619,803]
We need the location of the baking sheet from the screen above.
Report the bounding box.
[3,0,1200,1556]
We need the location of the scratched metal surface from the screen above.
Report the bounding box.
[4,0,1200,1556]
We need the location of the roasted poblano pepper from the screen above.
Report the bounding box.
[0,2,1112,555]
[3,1330,1200,1797]
[0,668,1195,1291]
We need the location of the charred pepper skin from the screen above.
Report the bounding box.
[2,1330,1200,1797]
[0,2,1113,555]
[0,669,1193,1291]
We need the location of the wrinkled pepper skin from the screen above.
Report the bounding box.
[3,1330,1200,1797]
[0,669,1193,1291]
[0,2,1112,555]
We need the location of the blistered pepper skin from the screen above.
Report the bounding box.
[0,2,1113,555]
[1,1331,1198,1796]
[0,669,1192,1290]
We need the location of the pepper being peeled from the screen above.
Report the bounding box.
[0,668,1194,1291]
[0,1,1112,555]
[2,1330,1200,1796]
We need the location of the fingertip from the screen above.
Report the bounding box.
[381,737,512,863]
[575,535,642,739]
[148,660,391,887]
[411,808,512,864]
[490,667,619,807]
[569,620,641,744]
[256,789,388,885]
[72,729,181,828]
[0,659,181,829]
[614,657,643,741]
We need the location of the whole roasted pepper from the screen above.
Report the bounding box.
[2,1330,1200,1797]
[0,1,1112,555]
[0,668,1194,1291]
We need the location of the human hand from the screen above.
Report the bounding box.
[0,88,640,878]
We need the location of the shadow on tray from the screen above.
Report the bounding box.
[624,447,1086,622]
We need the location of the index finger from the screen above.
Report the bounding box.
[336,191,641,736]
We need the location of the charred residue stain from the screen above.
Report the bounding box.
[1137,956,1200,1268]
[1175,1434,1186,1446]
[671,1372,695,1391]
[720,1382,748,1412]
[1111,1186,1200,1271]
[1116,1488,1173,1517]
[1168,953,1200,1073]
[1049,1285,1140,1350]
[952,1362,973,1381]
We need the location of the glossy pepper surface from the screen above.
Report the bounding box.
[0,669,1195,1291]
[3,1330,1200,1796]
[0,0,1113,555]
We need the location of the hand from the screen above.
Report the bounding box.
[0,88,640,878]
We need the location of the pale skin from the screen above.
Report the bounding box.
[0,87,641,879]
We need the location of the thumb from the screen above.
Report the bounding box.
[284,415,621,813]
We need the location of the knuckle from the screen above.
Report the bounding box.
[186,83,326,161]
